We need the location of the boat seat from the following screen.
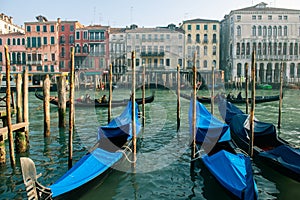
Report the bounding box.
[20,157,52,200]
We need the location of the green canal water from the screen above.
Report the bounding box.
[0,88,300,199]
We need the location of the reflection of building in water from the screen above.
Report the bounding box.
[221,2,300,84]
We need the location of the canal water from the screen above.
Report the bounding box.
[0,87,300,200]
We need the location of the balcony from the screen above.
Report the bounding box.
[140,52,165,57]
[26,61,42,65]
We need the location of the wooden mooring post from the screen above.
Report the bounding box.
[249,51,256,157]
[131,51,137,170]
[68,47,75,169]
[142,64,146,127]
[245,63,249,114]
[57,76,66,128]
[211,66,215,115]
[43,75,50,137]
[108,63,112,123]
[177,65,181,131]
[191,52,197,161]
[23,68,29,142]
[4,45,15,166]
[278,62,283,129]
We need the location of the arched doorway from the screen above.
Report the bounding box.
[274,63,280,83]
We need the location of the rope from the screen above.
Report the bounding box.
[116,146,136,163]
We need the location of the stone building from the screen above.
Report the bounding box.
[0,13,24,34]
[220,2,300,83]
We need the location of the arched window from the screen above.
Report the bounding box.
[12,38,16,45]
[278,26,282,36]
[258,43,262,55]
[196,46,200,57]
[212,34,217,43]
[252,26,256,36]
[187,34,192,43]
[284,26,288,36]
[268,26,272,36]
[294,43,298,55]
[196,34,200,43]
[273,26,277,37]
[17,38,20,45]
[289,43,294,55]
[203,60,207,68]
[263,26,267,36]
[236,43,240,55]
[237,26,241,36]
[258,26,262,36]
[213,46,217,55]
[204,46,208,55]
[7,38,11,45]
[22,38,25,45]
[0,38,2,45]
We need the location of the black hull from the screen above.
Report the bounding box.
[35,91,155,108]
[180,93,280,104]
[230,131,300,182]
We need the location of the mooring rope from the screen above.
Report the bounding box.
[116,146,137,163]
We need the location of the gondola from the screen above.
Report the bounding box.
[189,100,258,199]
[20,100,141,199]
[218,98,300,182]
[35,90,155,108]
[180,92,281,104]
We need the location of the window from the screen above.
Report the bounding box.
[166,34,170,39]
[69,35,74,44]
[36,25,40,32]
[196,25,200,30]
[278,16,282,20]
[166,59,170,67]
[83,31,88,39]
[284,26,288,36]
[0,52,2,62]
[258,26,262,36]
[212,34,217,43]
[252,26,256,36]
[12,38,16,45]
[204,24,208,30]
[213,24,217,30]
[32,37,36,47]
[268,15,272,20]
[196,34,200,43]
[258,15,262,20]
[43,37,47,45]
[43,25,47,32]
[237,26,241,36]
[237,15,241,20]
[187,24,192,31]
[187,34,192,43]
[27,37,31,47]
[252,15,256,20]
[273,27,277,37]
[76,31,80,39]
[204,34,208,43]
[70,25,74,31]
[278,26,282,36]
[17,38,20,45]
[50,25,54,32]
[0,38,2,45]
[61,25,65,31]
[50,36,55,44]
[268,26,272,36]
[263,26,267,36]
[204,46,208,55]
[22,38,25,45]
[203,60,207,68]
[37,37,41,47]
[26,26,31,32]
[213,46,216,55]
[284,16,288,20]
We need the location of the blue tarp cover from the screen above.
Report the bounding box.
[202,150,256,199]
[189,100,231,143]
[98,101,141,140]
[50,148,122,197]
[50,101,141,197]
[218,98,244,124]
[259,145,300,174]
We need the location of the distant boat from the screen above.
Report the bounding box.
[20,101,141,199]
[189,100,258,199]
[35,90,155,108]
[257,84,272,90]
[218,98,300,182]
[180,92,281,104]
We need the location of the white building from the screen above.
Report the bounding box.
[0,13,24,34]
[220,2,300,83]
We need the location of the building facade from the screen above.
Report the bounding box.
[181,19,220,71]
[0,32,26,72]
[24,16,60,74]
[220,2,300,83]
[0,13,24,34]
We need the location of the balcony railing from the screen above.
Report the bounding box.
[140,52,165,57]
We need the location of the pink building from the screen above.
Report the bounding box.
[0,32,26,72]
[24,15,60,73]
[58,20,83,72]
[74,25,110,71]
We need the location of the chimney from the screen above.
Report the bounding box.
[57,18,61,23]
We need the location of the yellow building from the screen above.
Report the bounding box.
[181,19,220,72]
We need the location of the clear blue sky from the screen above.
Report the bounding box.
[1,0,300,27]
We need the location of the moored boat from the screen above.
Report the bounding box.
[181,92,281,104]
[35,90,155,108]
[218,98,300,182]
[189,100,258,199]
[20,100,141,199]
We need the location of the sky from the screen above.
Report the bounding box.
[1,0,300,28]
